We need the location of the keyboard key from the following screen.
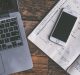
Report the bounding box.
[11,31,19,36]
[2,44,7,49]
[5,23,9,27]
[14,26,18,30]
[7,45,12,48]
[18,42,23,46]
[5,38,9,43]
[10,21,17,26]
[1,20,5,23]
[0,24,4,29]
[1,34,5,38]
[10,36,20,41]
[0,40,4,44]
[8,27,13,32]
[0,30,3,34]
[6,33,10,37]
[12,41,17,47]
[4,28,8,33]
[6,19,10,22]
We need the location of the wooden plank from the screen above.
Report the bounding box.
[18,0,59,21]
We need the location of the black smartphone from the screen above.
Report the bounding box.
[50,8,77,46]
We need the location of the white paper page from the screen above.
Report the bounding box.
[67,55,80,75]
[67,1,80,74]
[52,0,80,70]
[52,18,80,70]
[28,0,80,70]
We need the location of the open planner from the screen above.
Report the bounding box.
[28,0,80,75]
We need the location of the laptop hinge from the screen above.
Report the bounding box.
[0,13,9,19]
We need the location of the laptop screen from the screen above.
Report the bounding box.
[0,0,18,14]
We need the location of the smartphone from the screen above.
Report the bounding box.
[50,8,77,46]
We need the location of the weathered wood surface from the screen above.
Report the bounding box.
[11,0,69,75]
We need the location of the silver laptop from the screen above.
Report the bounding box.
[0,0,33,75]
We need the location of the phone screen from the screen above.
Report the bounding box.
[52,11,77,42]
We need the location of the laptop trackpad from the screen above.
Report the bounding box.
[0,55,4,74]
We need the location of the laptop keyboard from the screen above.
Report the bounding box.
[0,17,23,50]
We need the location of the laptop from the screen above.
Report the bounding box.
[0,0,33,75]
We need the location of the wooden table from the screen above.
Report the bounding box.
[11,0,69,75]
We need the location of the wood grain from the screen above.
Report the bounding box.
[11,0,69,75]
[18,0,59,21]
